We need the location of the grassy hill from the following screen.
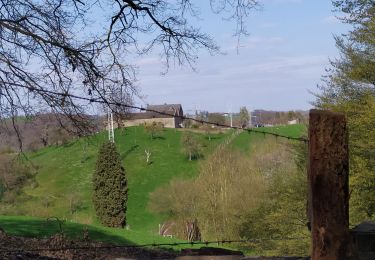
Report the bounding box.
[0,215,191,248]
[10,127,230,229]
[0,124,306,247]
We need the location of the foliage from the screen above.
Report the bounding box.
[195,147,266,241]
[68,193,84,215]
[241,140,310,255]
[181,132,202,161]
[202,124,214,140]
[315,0,375,223]
[144,122,164,139]
[150,147,266,241]
[0,115,77,152]
[0,125,304,249]
[1,126,231,232]
[150,136,310,255]
[317,93,375,222]
[239,107,250,128]
[251,110,307,125]
[0,154,34,201]
[93,142,128,228]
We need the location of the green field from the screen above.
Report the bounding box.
[0,215,192,249]
[0,124,306,248]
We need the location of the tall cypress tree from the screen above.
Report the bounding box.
[93,142,128,227]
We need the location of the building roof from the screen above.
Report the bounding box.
[126,112,172,120]
[147,104,183,117]
[126,104,183,120]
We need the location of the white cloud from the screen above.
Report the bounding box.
[136,54,329,111]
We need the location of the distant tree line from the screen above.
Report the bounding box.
[184,109,307,129]
[0,114,102,152]
[251,110,307,126]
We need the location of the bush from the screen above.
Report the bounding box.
[150,147,266,241]
[0,155,34,192]
[92,142,128,227]
[144,122,164,139]
[150,138,310,254]
[181,132,202,161]
[68,193,84,215]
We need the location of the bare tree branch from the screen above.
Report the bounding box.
[0,0,260,150]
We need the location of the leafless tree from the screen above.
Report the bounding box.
[144,149,151,164]
[0,0,260,147]
[105,84,135,128]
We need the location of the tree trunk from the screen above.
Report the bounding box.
[308,109,351,260]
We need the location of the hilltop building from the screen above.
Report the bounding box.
[122,104,184,128]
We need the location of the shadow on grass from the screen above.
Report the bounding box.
[121,145,139,160]
[151,136,166,140]
[0,217,134,246]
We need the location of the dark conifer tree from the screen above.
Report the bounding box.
[93,142,128,227]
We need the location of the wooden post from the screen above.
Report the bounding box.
[308,109,350,259]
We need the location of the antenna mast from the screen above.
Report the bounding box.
[107,97,115,143]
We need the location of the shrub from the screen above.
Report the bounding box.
[68,193,84,215]
[144,122,164,139]
[92,142,128,227]
[150,147,266,241]
[0,155,34,193]
[181,132,202,161]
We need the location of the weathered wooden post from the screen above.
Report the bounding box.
[308,109,350,259]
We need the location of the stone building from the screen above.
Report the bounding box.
[122,104,183,128]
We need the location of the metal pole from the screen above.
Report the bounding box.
[111,112,114,143]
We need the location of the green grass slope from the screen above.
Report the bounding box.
[0,124,306,247]
[0,215,192,248]
[5,126,230,233]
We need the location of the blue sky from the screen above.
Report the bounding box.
[133,0,348,113]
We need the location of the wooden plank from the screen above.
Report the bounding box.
[308,109,350,259]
